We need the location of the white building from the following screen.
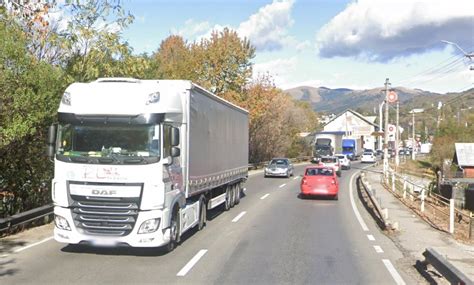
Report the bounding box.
[322,109,380,150]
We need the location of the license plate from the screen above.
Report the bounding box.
[91,239,117,247]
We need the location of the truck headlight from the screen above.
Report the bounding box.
[54,215,71,231]
[138,218,161,234]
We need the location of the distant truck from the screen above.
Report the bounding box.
[342,138,362,160]
[311,131,344,163]
[46,78,248,251]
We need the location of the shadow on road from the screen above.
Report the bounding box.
[0,239,26,277]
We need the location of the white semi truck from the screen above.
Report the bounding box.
[46,78,249,251]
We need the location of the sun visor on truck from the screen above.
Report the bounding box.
[58,112,164,125]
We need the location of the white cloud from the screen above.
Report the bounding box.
[174,19,211,39]
[238,0,295,51]
[316,0,474,61]
[253,57,298,87]
[295,40,312,52]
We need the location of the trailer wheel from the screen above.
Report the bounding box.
[198,197,207,231]
[224,186,231,211]
[230,185,236,208]
[234,184,241,205]
[165,207,180,252]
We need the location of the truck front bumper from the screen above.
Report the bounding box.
[54,206,171,248]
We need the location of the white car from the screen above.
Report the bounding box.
[361,151,376,163]
[320,156,342,177]
[335,154,351,170]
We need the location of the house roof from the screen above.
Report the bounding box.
[324,109,380,131]
[454,143,474,167]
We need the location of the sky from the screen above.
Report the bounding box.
[120,0,474,94]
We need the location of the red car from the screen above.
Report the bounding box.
[300,166,339,200]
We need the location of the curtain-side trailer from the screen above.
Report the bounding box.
[47,78,248,252]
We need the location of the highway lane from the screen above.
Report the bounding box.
[1,162,417,284]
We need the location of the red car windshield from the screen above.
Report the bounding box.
[305,168,334,176]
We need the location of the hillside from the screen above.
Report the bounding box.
[285,86,445,114]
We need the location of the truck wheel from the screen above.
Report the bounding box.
[230,185,236,208]
[234,184,241,205]
[166,208,180,252]
[224,186,231,211]
[198,197,207,231]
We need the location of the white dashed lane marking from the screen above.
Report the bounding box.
[232,211,247,223]
[374,245,384,253]
[260,194,270,200]
[177,249,208,277]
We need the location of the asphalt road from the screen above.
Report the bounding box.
[1,162,419,284]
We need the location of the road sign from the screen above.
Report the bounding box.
[388,91,398,103]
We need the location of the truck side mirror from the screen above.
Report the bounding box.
[171,127,180,147]
[46,124,57,159]
[171,147,180,157]
[48,124,57,145]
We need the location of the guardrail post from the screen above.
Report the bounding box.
[383,208,389,220]
[391,173,395,192]
[469,212,473,240]
[403,179,407,199]
[421,189,425,212]
[449,199,455,234]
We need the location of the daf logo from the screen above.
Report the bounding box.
[92,189,117,195]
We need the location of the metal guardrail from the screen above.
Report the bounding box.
[0,204,54,233]
[419,247,474,285]
[359,172,389,230]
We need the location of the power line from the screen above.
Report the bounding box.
[396,54,465,85]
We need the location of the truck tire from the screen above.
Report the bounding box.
[198,197,207,231]
[224,186,231,211]
[234,184,241,205]
[166,208,180,252]
[230,185,236,208]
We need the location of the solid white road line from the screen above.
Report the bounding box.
[374,245,384,253]
[367,234,375,241]
[177,249,208,277]
[260,194,270,200]
[232,211,247,223]
[279,183,286,188]
[293,177,299,180]
[349,172,369,231]
[14,236,54,254]
[382,259,406,285]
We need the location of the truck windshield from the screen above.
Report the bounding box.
[342,146,353,152]
[56,124,160,163]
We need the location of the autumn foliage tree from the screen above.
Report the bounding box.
[0,2,318,218]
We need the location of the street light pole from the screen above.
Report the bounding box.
[383,78,390,177]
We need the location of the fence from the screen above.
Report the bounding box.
[383,167,473,240]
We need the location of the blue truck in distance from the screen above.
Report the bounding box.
[342,138,360,160]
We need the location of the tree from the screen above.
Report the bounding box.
[193,28,255,95]
[0,11,65,216]
[151,35,194,80]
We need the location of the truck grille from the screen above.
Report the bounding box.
[70,195,140,237]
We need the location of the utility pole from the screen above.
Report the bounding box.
[379,101,385,151]
[383,78,390,177]
[412,111,416,160]
[395,100,400,167]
